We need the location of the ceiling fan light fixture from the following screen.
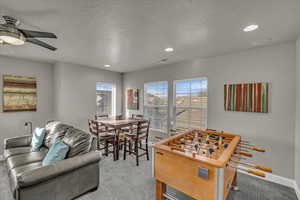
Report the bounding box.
[0,30,25,45]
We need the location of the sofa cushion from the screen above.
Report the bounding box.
[63,128,92,158]
[44,122,73,148]
[7,150,48,170]
[8,162,43,198]
[4,147,32,160]
[42,140,69,166]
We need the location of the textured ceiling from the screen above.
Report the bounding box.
[0,0,300,72]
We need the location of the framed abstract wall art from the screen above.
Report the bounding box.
[224,82,269,113]
[3,74,37,112]
[127,89,139,110]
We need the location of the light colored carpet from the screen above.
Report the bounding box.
[0,149,298,200]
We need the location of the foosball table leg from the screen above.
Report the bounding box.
[216,168,225,200]
[231,171,239,191]
[156,180,166,200]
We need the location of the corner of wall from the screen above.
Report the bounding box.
[53,62,63,121]
[295,36,300,190]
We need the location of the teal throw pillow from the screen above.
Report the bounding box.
[31,127,46,151]
[42,139,69,166]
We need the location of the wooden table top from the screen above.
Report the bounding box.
[97,118,143,128]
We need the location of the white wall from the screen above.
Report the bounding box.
[54,62,123,131]
[123,42,296,179]
[295,36,300,187]
[0,56,54,153]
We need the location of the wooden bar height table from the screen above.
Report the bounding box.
[97,119,141,160]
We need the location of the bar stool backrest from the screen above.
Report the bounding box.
[88,119,99,136]
[132,114,144,119]
[137,119,150,140]
[95,114,109,120]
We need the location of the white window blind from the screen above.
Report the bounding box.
[174,78,208,129]
[144,81,168,132]
[96,83,115,116]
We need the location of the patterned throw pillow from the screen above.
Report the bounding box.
[62,128,92,158]
[43,122,72,148]
[31,127,46,151]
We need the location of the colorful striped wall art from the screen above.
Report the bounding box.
[3,74,37,112]
[224,83,269,113]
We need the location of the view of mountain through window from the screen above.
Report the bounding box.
[174,78,208,129]
[144,81,168,132]
[96,83,114,116]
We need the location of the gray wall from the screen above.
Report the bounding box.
[123,42,296,179]
[0,56,54,153]
[296,36,300,187]
[53,62,123,131]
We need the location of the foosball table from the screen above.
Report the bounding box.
[153,129,272,200]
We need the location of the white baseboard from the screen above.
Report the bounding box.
[238,165,295,188]
[238,165,299,199]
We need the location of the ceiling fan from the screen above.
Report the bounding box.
[0,16,57,51]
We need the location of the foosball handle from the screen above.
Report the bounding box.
[253,147,266,152]
[240,152,253,157]
[256,166,273,173]
[247,169,266,178]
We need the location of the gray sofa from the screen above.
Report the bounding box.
[3,121,101,200]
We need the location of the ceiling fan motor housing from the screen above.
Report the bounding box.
[2,16,20,26]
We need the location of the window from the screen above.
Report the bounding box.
[174,78,208,129]
[96,83,115,116]
[144,81,168,132]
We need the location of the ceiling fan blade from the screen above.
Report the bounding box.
[26,38,57,51]
[19,29,57,38]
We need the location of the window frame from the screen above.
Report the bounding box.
[96,82,116,117]
[172,77,208,129]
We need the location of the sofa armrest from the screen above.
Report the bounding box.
[4,135,32,150]
[17,151,101,188]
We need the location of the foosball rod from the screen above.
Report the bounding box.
[189,134,265,153]
[230,159,273,173]
[237,145,266,152]
[184,132,264,153]
[171,137,254,156]
[169,142,251,159]
[176,136,254,154]
[204,129,251,143]
[234,151,253,157]
[228,164,266,178]
[187,133,252,146]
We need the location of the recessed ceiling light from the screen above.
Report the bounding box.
[104,64,111,68]
[164,47,174,52]
[243,24,259,32]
